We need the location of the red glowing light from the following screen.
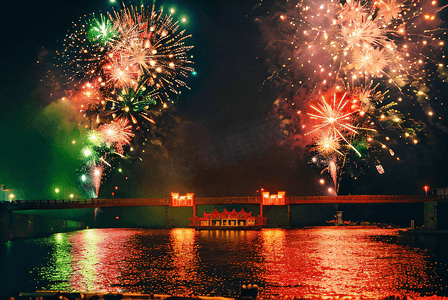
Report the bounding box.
[171,192,194,206]
[262,191,286,205]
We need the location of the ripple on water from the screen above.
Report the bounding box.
[1,227,447,298]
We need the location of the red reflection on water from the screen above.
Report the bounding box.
[259,227,431,299]
[168,228,198,295]
[37,227,442,298]
[68,228,139,293]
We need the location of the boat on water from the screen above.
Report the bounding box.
[188,208,266,230]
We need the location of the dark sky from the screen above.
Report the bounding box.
[0,0,447,200]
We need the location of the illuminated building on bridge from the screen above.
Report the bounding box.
[189,207,267,229]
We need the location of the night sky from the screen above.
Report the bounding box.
[0,0,447,200]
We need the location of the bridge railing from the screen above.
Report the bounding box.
[4,197,169,210]
[2,195,444,210]
[195,197,260,205]
[286,195,434,204]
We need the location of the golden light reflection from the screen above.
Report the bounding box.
[167,228,198,296]
[261,229,288,287]
[170,228,197,281]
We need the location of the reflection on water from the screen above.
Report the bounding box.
[170,228,197,280]
[37,229,140,293]
[168,228,197,294]
[1,227,447,298]
[258,228,445,298]
[38,233,72,291]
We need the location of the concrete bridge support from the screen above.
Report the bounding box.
[1,207,86,241]
[336,211,343,225]
[424,201,437,229]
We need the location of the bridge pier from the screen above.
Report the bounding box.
[424,201,437,229]
[336,211,343,225]
[287,204,291,227]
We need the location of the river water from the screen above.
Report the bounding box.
[1,227,447,299]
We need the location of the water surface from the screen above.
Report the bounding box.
[1,227,447,299]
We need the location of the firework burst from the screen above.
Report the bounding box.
[56,2,195,197]
[265,0,446,89]
[98,118,135,154]
[104,83,159,125]
[86,14,118,46]
[306,90,363,156]
[274,83,427,192]
[262,0,446,192]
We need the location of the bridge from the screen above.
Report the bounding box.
[1,195,446,241]
[1,194,443,210]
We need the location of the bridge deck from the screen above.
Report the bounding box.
[1,195,444,210]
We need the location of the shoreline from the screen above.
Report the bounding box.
[16,291,448,300]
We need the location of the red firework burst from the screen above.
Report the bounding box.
[306,90,362,156]
[98,118,135,154]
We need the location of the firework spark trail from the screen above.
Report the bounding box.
[329,159,337,187]
[91,165,103,198]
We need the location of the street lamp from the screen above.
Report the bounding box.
[423,185,430,197]
[9,194,15,202]
[2,185,15,202]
